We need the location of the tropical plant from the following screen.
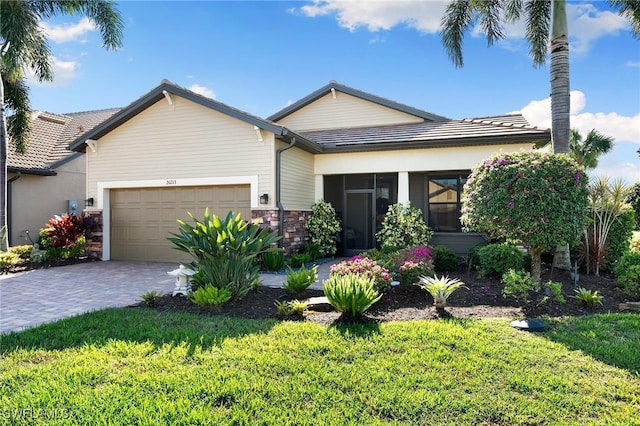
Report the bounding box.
[375,202,433,252]
[432,245,460,272]
[323,273,382,317]
[461,151,588,283]
[39,214,87,260]
[572,287,603,308]
[602,206,636,272]
[476,243,525,277]
[416,274,466,310]
[583,177,632,276]
[306,200,341,257]
[190,285,232,307]
[167,209,280,300]
[261,249,285,271]
[289,252,311,268]
[625,182,640,230]
[569,128,614,169]
[501,269,537,304]
[9,244,32,261]
[0,250,19,272]
[275,299,308,317]
[0,0,124,251]
[329,255,392,293]
[140,290,163,307]
[284,264,318,293]
[614,251,640,297]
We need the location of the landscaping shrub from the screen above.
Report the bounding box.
[306,200,341,257]
[168,209,280,300]
[0,251,20,272]
[544,281,566,304]
[9,245,33,261]
[614,251,640,297]
[467,244,485,270]
[39,214,87,260]
[432,245,459,272]
[305,243,322,261]
[289,252,311,268]
[190,285,232,307]
[376,201,433,252]
[416,275,466,309]
[330,255,392,293]
[139,290,163,307]
[603,206,635,272]
[477,243,524,277]
[389,245,434,284]
[262,250,285,271]
[501,269,537,303]
[461,151,588,283]
[284,264,318,293]
[323,273,382,317]
[625,181,640,230]
[275,300,308,317]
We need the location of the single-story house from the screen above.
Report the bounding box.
[69,80,550,262]
[7,108,119,246]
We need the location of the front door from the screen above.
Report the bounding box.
[344,190,375,256]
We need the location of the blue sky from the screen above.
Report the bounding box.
[27,0,640,183]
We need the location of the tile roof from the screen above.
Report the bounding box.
[300,115,550,152]
[8,108,120,172]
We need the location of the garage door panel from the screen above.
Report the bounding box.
[111,185,250,262]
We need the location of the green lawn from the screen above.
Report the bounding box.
[1,310,639,425]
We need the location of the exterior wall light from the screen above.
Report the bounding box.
[85,197,94,207]
[260,193,269,204]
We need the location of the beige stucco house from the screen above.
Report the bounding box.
[69,80,550,262]
[7,108,119,246]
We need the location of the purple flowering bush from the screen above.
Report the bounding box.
[391,245,435,285]
[461,151,589,283]
[330,256,392,292]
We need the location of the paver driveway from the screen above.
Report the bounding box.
[0,260,330,334]
[0,261,178,334]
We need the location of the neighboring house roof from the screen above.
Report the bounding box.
[266,81,449,123]
[69,80,321,154]
[300,115,550,152]
[8,108,120,175]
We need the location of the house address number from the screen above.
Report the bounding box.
[166,179,177,185]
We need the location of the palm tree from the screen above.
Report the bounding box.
[570,128,614,169]
[441,0,639,154]
[0,0,123,250]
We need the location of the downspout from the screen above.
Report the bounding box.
[7,172,21,246]
[275,136,296,247]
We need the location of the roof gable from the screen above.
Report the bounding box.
[267,81,448,123]
[69,80,319,153]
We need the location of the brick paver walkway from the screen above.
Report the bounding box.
[0,260,333,334]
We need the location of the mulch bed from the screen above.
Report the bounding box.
[145,265,639,325]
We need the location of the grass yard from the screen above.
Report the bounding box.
[1,310,639,425]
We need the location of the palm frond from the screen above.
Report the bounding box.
[525,0,551,66]
[3,74,31,154]
[441,0,474,68]
[609,0,640,38]
[476,0,506,46]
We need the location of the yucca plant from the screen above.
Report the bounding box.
[284,264,318,293]
[416,275,466,310]
[323,273,382,317]
[572,287,603,308]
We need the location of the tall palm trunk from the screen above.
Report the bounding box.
[550,0,572,269]
[0,73,8,251]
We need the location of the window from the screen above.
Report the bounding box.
[427,174,467,232]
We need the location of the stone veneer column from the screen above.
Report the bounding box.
[252,210,311,255]
[83,209,103,259]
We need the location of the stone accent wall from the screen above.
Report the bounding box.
[252,210,311,255]
[84,209,103,259]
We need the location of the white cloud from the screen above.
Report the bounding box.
[40,17,96,43]
[298,2,630,55]
[189,84,216,99]
[25,57,79,86]
[298,0,448,33]
[512,91,640,184]
[627,61,640,68]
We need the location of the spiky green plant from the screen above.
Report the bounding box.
[416,274,466,309]
[139,290,163,307]
[572,287,604,308]
[284,264,318,293]
[323,273,382,317]
[190,285,232,307]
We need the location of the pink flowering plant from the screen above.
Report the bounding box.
[329,255,392,292]
[391,245,435,285]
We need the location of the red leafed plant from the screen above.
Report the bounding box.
[40,214,86,249]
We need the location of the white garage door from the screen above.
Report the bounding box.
[111,185,251,262]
